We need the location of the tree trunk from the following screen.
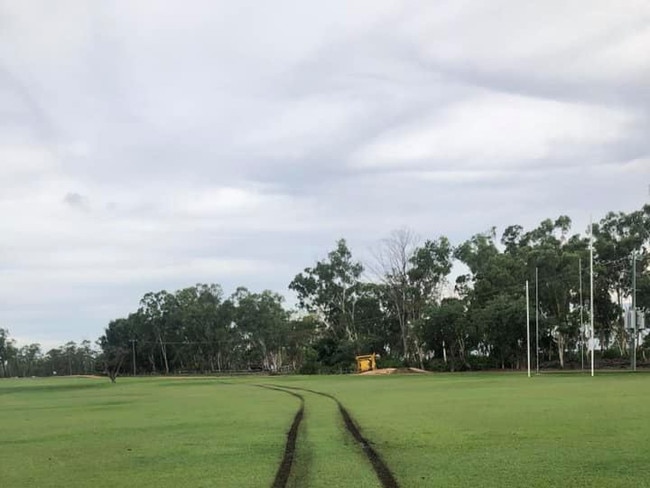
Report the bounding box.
[399,315,409,362]
[159,337,169,374]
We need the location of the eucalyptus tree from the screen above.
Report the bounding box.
[0,328,15,377]
[418,297,474,370]
[289,239,365,344]
[593,206,650,351]
[139,290,179,374]
[231,288,290,371]
[521,217,587,367]
[456,229,528,368]
[98,315,138,381]
[372,229,453,364]
[173,284,230,372]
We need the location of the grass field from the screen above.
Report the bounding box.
[1,373,649,487]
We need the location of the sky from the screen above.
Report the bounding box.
[1,1,649,350]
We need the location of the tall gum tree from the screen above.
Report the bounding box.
[371,229,452,365]
[289,239,364,344]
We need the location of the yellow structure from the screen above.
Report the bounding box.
[355,353,377,373]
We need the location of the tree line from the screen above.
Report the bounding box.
[0,335,97,378]
[1,205,649,378]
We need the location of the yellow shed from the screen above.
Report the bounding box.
[355,354,377,373]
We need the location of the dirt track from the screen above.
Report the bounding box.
[268,384,400,488]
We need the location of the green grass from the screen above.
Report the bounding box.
[0,377,296,487]
[2,373,650,487]
[264,373,650,487]
[284,390,379,488]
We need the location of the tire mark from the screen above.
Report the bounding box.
[270,385,400,488]
[256,385,305,488]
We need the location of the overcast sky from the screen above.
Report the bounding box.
[1,1,649,349]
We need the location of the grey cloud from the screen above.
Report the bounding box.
[0,1,649,347]
[63,192,89,210]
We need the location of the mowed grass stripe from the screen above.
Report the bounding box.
[276,373,650,488]
[255,385,306,488]
[0,377,297,488]
[260,383,381,487]
[4,374,650,487]
[273,385,399,488]
[290,390,381,488]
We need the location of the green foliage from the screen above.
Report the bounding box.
[311,336,356,373]
[0,328,16,377]
[376,356,405,369]
[601,347,626,360]
[298,347,320,374]
[95,284,299,377]
[289,239,365,342]
[4,205,649,376]
[419,298,472,370]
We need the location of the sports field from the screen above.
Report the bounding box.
[1,373,649,487]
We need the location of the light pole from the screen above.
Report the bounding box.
[632,253,637,372]
[590,218,595,377]
[526,280,531,378]
[579,257,584,371]
[535,267,539,374]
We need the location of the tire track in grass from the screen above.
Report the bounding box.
[270,385,400,488]
[256,385,305,488]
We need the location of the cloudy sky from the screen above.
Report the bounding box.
[1,1,649,349]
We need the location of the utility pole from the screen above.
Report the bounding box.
[526,280,531,378]
[632,253,637,372]
[590,218,595,377]
[130,339,137,376]
[579,258,584,371]
[535,267,539,374]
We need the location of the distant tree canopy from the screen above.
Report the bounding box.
[2,204,649,378]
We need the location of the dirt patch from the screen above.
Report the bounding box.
[274,385,400,488]
[359,367,429,375]
[256,385,305,488]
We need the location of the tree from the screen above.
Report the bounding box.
[0,328,16,377]
[173,284,229,372]
[408,237,453,364]
[455,229,528,369]
[593,206,650,352]
[290,239,364,344]
[475,293,527,369]
[139,290,178,374]
[18,204,647,375]
[371,229,419,361]
[98,317,133,382]
[16,343,42,377]
[232,288,290,371]
[419,298,473,370]
[371,229,452,364]
[522,217,586,367]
